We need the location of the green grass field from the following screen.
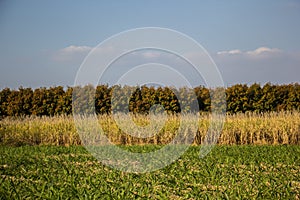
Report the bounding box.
[1,145,299,199]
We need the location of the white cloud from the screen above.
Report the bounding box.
[60,45,92,53]
[246,47,281,56]
[217,49,242,55]
[213,47,300,86]
[52,45,93,62]
[217,47,282,58]
[141,51,161,58]
[129,50,166,59]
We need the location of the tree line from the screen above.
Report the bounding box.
[0,83,299,117]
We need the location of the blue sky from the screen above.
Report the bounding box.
[0,0,300,89]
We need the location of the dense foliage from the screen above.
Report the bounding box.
[0,83,299,117]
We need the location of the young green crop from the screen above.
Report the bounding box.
[0,145,299,199]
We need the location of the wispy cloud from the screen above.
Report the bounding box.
[217,47,281,57]
[217,49,242,55]
[213,47,300,85]
[52,45,93,62]
[141,51,162,59]
[60,45,92,53]
[246,47,281,56]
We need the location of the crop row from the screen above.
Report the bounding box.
[1,145,299,199]
[1,111,299,146]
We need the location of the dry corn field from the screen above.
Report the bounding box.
[0,111,299,146]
